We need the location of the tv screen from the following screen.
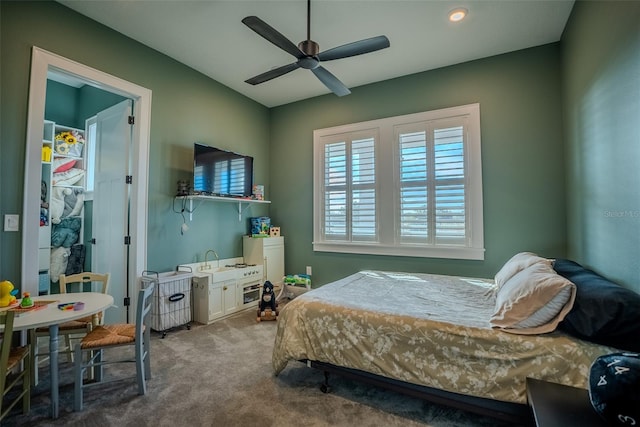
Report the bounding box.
[193,143,253,197]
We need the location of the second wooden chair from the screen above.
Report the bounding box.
[29,272,109,386]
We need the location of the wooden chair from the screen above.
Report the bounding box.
[73,283,154,411]
[30,272,109,386]
[1,311,31,421]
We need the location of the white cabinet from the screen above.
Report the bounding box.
[243,236,284,287]
[192,275,238,324]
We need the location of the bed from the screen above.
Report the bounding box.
[272,254,638,423]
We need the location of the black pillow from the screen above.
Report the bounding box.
[553,259,640,352]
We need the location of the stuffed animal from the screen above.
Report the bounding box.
[51,216,82,248]
[62,188,84,218]
[0,280,18,307]
[50,187,72,224]
[50,187,84,225]
[257,281,278,322]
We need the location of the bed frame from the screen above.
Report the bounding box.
[303,359,534,425]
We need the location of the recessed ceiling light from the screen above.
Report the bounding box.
[449,8,468,23]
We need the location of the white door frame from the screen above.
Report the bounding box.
[22,47,151,318]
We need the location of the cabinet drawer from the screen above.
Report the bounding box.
[261,236,284,247]
[38,225,51,248]
[38,248,50,271]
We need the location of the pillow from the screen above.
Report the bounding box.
[494,252,552,289]
[553,259,640,352]
[52,168,85,186]
[589,352,640,425]
[491,262,576,334]
[52,157,76,173]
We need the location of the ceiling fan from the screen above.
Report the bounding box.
[242,0,390,97]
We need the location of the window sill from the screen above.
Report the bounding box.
[312,242,485,260]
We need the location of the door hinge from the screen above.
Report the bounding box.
[126,175,133,184]
[128,116,135,125]
[124,236,131,245]
[90,238,96,244]
[124,297,130,306]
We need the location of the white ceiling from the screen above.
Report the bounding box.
[57,0,575,107]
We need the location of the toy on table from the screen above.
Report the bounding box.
[0,280,18,307]
[58,303,76,311]
[257,281,278,322]
[20,292,34,308]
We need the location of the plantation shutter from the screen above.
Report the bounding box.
[323,136,376,241]
[324,141,348,240]
[399,131,429,242]
[398,122,467,245]
[351,137,376,241]
[434,125,466,245]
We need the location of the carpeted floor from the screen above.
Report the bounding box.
[4,309,525,426]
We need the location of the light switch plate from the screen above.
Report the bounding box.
[4,214,19,232]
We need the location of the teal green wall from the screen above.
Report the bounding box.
[0,0,270,286]
[45,80,127,128]
[77,85,127,123]
[45,80,79,126]
[561,0,640,292]
[2,1,637,293]
[270,44,566,285]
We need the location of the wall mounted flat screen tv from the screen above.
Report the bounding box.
[193,143,253,197]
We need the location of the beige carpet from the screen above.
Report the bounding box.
[4,309,522,426]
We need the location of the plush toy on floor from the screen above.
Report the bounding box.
[257,280,278,322]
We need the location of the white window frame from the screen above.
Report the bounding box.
[313,103,484,260]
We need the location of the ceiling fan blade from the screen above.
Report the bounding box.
[245,62,300,85]
[242,16,305,59]
[311,66,351,97]
[317,35,390,62]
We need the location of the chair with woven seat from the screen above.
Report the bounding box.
[30,272,109,386]
[73,283,154,411]
[1,311,31,421]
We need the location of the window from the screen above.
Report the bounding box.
[84,117,97,196]
[313,104,484,260]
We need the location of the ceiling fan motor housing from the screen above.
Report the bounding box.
[298,40,319,56]
[242,7,389,96]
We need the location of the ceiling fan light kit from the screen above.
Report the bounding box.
[242,0,390,97]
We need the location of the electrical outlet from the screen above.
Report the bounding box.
[306,266,312,276]
[3,214,19,232]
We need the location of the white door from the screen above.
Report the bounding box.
[92,99,133,324]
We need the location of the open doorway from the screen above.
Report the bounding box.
[22,47,151,323]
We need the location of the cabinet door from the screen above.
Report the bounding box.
[223,280,239,315]
[208,282,225,321]
[192,276,210,324]
[264,244,285,286]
